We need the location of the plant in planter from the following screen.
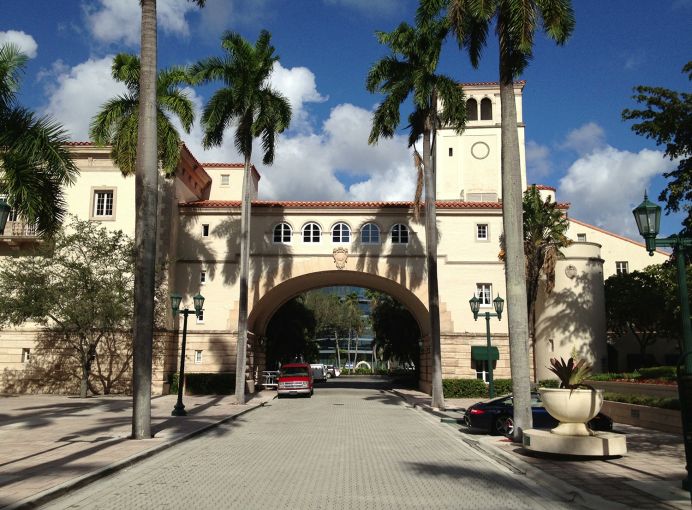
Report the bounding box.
[539,357,604,436]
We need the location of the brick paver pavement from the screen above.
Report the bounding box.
[0,392,274,509]
[394,387,691,509]
[43,385,571,510]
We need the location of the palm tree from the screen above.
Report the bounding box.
[501,186,571,374]
[366,17,466,410]
[132,0,205,440]
[0,43,78,236]
[90,53,195,177]
[420,0,575,439]
[189,30,291,404]
[521,186,571,344]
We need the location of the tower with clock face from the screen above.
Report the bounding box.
[435,81,528,202]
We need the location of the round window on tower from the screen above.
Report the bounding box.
[471,141,490,160]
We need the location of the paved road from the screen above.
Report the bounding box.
[43,379,570,509]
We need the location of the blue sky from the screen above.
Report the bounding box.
[2,0,691,238]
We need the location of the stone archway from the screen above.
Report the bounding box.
[247,270,432,390]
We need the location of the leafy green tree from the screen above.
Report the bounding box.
[90,53,195,176]
[132,0,205,440]
[0,219,136,397]
[190,30,291,404]
[605,266,678,364]
[266,297,317,367]
[422,0,575,439]
[304,290,361,369]
[0,43,78,236]
[366,16,466,409]
[622,61,692,234]
[370,292,421,370]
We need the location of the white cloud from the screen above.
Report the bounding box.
[0,30,38,58]
[561,122,606,156]
[197,0,272,35]
[41,56,126,140]
[559,146,674,237]
[526,140,551,180]
[180,98,412,201]
[268,62,327,132]
[84,0,200,46]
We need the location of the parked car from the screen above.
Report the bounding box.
[310,363,327,383]
[277,363,313,398]
[325,365,341,378]
[463,392,613,437]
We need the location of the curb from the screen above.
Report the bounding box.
[4,400,270,510]
[390,389,630,510]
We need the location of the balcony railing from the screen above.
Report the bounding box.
[1,220,38,238]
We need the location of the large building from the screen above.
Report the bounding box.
[0,82,670,395]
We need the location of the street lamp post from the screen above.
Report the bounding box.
[469,295,504,398]
[633,194,692,497]
[170,292,205,417]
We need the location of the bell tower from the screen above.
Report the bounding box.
[435,81,527,202]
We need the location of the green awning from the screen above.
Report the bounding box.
[471,346,500,361]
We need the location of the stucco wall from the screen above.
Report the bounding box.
[534,243,608,380]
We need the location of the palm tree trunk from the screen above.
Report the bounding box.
[234,154,252,404]
[132,0,158,440]
[499,55,533,441]
[424,100,444,410]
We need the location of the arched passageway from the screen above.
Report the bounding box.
[247,270,431,390]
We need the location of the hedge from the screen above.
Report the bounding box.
[442,378,561,398]
[442,378,487,398]
[168,372,235,395]
[604,391,680,410]
[588,365,676,383]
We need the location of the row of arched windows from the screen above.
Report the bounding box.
[466,97,492,121]
[272,222,410,245]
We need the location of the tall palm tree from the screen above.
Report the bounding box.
[190,30,291,405]
[0,43,78,236]
[90,53,195,177]
[366,17,466,410]
[132,0,204,440]
[420,0,575,439]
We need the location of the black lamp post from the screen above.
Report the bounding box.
[469,294,504,398]
[633,193,692,497]
[0,198,12,235]
[170,292,205,417]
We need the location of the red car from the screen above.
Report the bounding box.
[277,363,313,398]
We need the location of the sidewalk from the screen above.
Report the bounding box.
[0,392,274,509]
[393,387,691,510]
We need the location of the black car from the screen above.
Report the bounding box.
[463,392,613,437]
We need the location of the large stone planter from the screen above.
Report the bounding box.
[539,387,604,436]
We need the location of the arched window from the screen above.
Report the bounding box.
[332,222,351,243]
[466,98,478,121]
[391,224,409,244]
[360,223,381,244]
[480,98,492,120]
[273,223,292,243]
[302,222,321,243]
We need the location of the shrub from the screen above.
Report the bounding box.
[637,366,676,381]
[354,366,372,375]
[537,379,560,388]
[443,378,487,398]
[587,366,676,382]
[168,372,235,395]
[604,392,680,410]
[493,379,513,396]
